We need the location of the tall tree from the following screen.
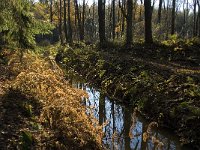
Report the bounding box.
[139,0,143,21]
[74,0,82,40]
[67,0,72,43]
[112,0,116,40]
[171,0,176,35]
[184,0,190,37]
[119,0,133,45]
[109,1,112,39]
[74,0,85,41]
[98,0,106,45]
[144,0,153,43]
[197,0,200,37]
[81,0,86,41]
[157,0,162,23]
[64,0,68,42]
[99,94,105,125]
[183,0,186,37]
[133,0,137,21]
[59,0,64,44]
[92,1,96,39]
[126,0,133,46]
[193,0,197,37]
[165,0,170,39]
[50,0,53,22]
[121,0,126,36]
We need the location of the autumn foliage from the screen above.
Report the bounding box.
[5,51,103,149]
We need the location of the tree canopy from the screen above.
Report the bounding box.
[0,0,54,48]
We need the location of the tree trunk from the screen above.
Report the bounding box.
[157,0,162,23]
[133,0,137,21]
[93,1,96,39]
[117,3,119,38]
[186,0,189,37]
[98,0,106,45]
[139,0,143,21]
[124,107,131,149]
[109,2,112,39]
[193,0,197,37]
[67,0,72,43]
[64,0,68,42]
[112,0,116,40]
[197,1,200,37]
[120,0,125,37]
[99,94,105,125]
[80,0,85,41]
[183,0,186,37]
[59,0,64,44]
[74,1,78,40]
[74,0,82,41]
[171,0,176,35]
[50,0,53,22]
[126,0,133,46]
[165,0,170,39]
[144,0,153,44]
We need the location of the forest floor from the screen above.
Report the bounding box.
[58,42,200,149]
[0,64,14,148]
[0,50,103,149]
[1,42,199,149]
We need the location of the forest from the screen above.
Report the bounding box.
[0,0,200,149]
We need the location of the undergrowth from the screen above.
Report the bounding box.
[4,51,103,149]
[57,44,200,149]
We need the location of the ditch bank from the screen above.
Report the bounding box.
[0,50,103,149]
[57,44,200,149]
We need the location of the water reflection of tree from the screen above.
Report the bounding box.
[113,103,124,149]
[74,81,181,150]
[99,93,105,125]
[124,106,132,150]
[112,100,115,150]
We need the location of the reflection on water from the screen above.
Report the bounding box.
[73,82,183,150]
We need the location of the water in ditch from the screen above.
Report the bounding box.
[72,81,188,150]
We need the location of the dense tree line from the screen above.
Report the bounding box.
[1,0,200,47]
[48,0,199,46]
